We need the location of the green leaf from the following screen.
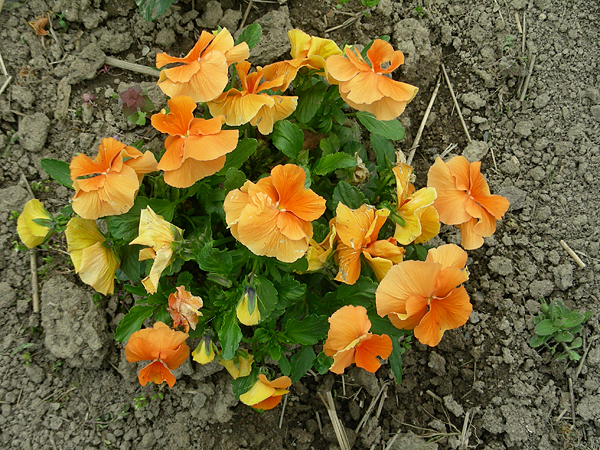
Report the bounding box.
[336,277,377,308]
[269,343,282,361]
[529,334,550,348]
[389,337,403,383]
[256,276,278,319]
[554,330,574,343]
[119,244,143,281]
[296,82,328,123]
[290,346,316,383]
[41,159,73,189]
[369,313,410,338]
[313,153,356,176]
[272,120,304,160]
[331,105,346,125]
[330,181,367,210]
[231,367,259,398]
[534,319,557,337]
[196,242,233,275]
[370,134,395,169]
[219,309,242,359]
[224,167,246,192]
[278,354,291,377]
[135,0,175,21]
[124,284,147,296]
[319,135,340,155]
[236,23,262,49]
[356,111,405,141]
[114,305,154,342]
[218,138,257,174]
[313,351,334,374]
[284,315,328,346]
[31,218,54,228]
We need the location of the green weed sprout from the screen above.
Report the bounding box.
[530,299,592,362]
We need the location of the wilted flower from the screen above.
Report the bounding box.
[118,84,152,117]
[192,336,215,365]
[427,156,510,249]
[129,207,183,294]
[70,138,157,220]
[220,350,254,379]
[326,39,418,120]
[125,322,189,388]
[207,61,298,135]
[167,286,203,332]
[65,217,119,295]
[239,374,292,410]
[392,163,440,245]
[17,199,52,248]
[376,244,472,347]
[151,96,238,188]
[334,203,404,285]
[323,305,392,374]
[305,221,337,272]
[224,164,326,263]
[236,286,260,326]
[157,28,249,102]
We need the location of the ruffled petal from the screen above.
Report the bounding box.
[183,130,239,162]
[425,244,468,270]
[271,164,326,222]
[427,157,471,225]
[324,305,372,352]
[354,334,392,373]
[151,96,196,136]
[138,360,176,388]
[326,54,360,82]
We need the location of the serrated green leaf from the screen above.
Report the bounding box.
[370,134,395,169]
[356,111,405,141]
[218,138,257,175]
[135,0,174,21]
[256,276,278,319]
[114,305,154,342]
[336,277,377,308]
[41,159,73,189]
[219,309,242,359]
[231,367,259,398]
[296,82,328,123]
[196,242,233,274]
[319,135,341,155]
[290,346,316,383]
[235,23,262,49]
[313,153,356,176]
[330,181,367,210]
[272,120,304,159]
[284,315,328,346]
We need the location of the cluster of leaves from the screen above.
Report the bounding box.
[530,299,592,362]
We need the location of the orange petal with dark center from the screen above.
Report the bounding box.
[138,360,176,387]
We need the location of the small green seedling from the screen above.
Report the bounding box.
[530,299,592,362]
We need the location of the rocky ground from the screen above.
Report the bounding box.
[0,0,599,449]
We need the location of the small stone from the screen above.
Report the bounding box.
[461,140,489,161]
[528,166,546,181]
[155,28,176,49]
[488,256,513,276]
[497,186,527,210]
[200,0,223,29]
[529,280,554,298]
[461,92,486,110]
[534,93,550,109]
[25,363,45,383]
[18,113,50,153]
[553,264,574,290]
[443,394,464,417]
[219,9,242,31]
[54,77,72,121]
[249,8,293,66]
[590,105,600,122]
[514,120,534,137]
[98,31,133,53]
[428,351,446,376]
[0,282,15,308]
[68,43,106,85]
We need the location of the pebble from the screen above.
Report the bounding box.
[590,105,600,122]
[534,93,550,109]
[529,280,554,298]
[514,120,534,137]
[488,256,514,276]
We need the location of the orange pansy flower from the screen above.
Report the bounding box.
[261,29,343,91]
[323,305,392,374]
[326,39,418,121]
[334,203,404,285]
[156,28,249,102]
[393,164,440,245]
[207,61,298,135]
[125,322,190,388]
[427,156,510,250]
[70,138,158,220]
[151,96,239,188]
[167,286,203,332]
[223,164,326,263]
[376,244,472,347]
[239,374,292,410]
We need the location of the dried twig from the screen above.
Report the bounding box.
[521,12,526,55]
[318,391,350,450]
[459,409,472,449]
[239,0,254,31]
[278,393,288,428]
[375,384,388,420]
[315,410,323,434]
[439,142,458,159]
[559,240,586,268]
[441,63,472,142]
[325,12,362,34]
[514,11,522,34]
[0,50,7,76]
[104,56,159,77]
[493,0,505,28]
[0,75,12,96]
[519,53,536,101]
[384,427,402,450]
[407,74,441,166]
[575,335,600,379]
[355,381,390,435]
[568,376,576,426]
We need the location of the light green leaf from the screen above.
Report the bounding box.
[236,23,262,49]
[114,305,154,342]
[290,346,316,383]
[41,159,73,189]
[219,309,242,359]
[356,111,405,141]
[313,153,356,176]
[272,120,304,160]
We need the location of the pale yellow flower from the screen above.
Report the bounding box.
[236,287,260,326]
[192,337,215,365]
[219,350,254,379]
[129,207,183,293]
[65,217,119,295]
[17,199,52,248]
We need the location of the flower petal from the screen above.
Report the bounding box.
[324,305,371,352]
[427,157,471,225]
[138,360,176,388]
[271,164,326,222]
[354,334,392,373]
[151,96,196,136]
